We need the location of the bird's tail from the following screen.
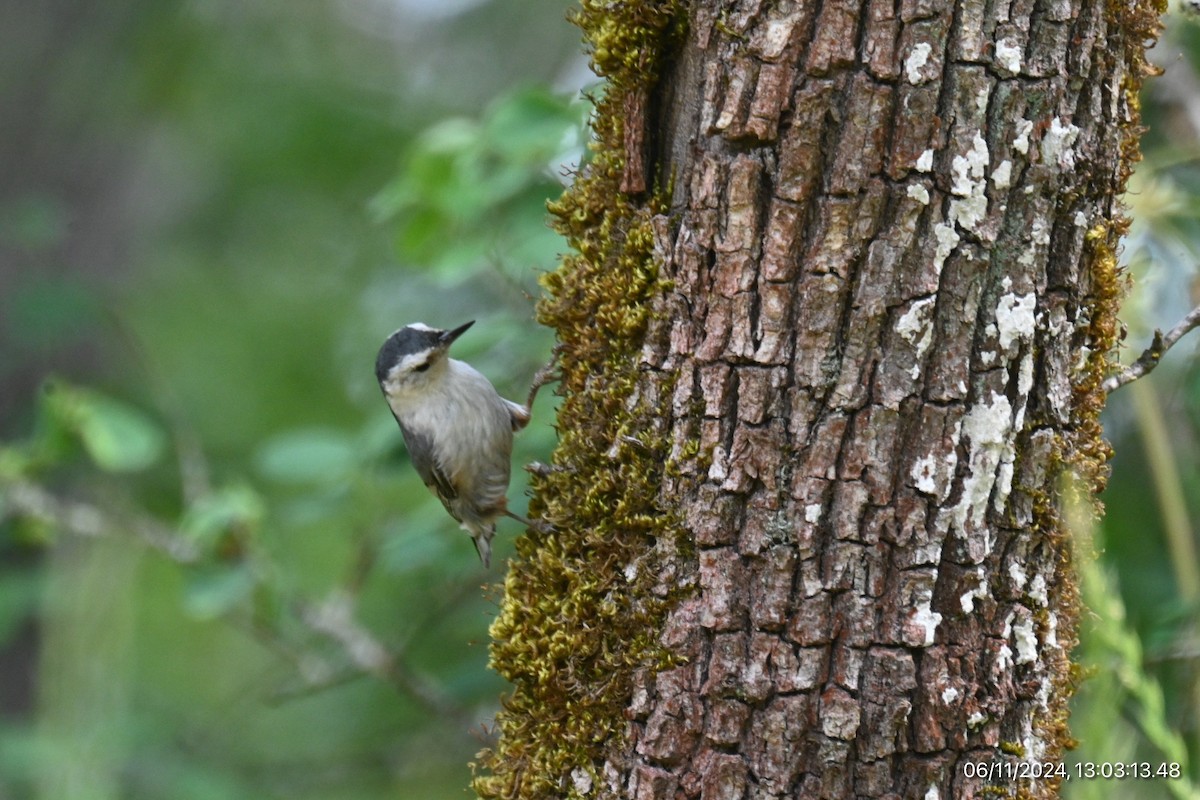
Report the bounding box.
[471,524,496,568]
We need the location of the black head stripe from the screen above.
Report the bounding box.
[375,326,444,383]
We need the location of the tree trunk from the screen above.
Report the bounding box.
[476,1,1164,798]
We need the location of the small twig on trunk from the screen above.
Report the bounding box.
[524,344,563,415]
[1103,303,1200,393]
[620,85,649,195]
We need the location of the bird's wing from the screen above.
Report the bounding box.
[398,421,458,505]
[504,398,530,432]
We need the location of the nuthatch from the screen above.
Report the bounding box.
[375,321,545,567]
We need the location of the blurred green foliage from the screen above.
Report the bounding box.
[1064,11,1200,798]
[2,1,1200,799]
[0,0,576,798]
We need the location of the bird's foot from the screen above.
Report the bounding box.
[504,509,555,535]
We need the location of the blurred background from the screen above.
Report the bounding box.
[0,1,1198,798]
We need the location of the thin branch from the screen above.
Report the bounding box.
[3,481,200,563]
[298,591,470,723]
[524,343,563,414]
[1,479,471,721]
[1103,303,1200,393]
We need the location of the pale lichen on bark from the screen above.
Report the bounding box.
[610,0,1164,798]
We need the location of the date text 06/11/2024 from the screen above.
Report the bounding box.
[961,760,1183,782]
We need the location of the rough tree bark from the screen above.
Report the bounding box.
[476,1,1164,799]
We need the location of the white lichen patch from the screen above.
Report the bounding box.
[991,159,1013,190]
[959,577,988,613]
[1045,612,1058,648]
[1013,615,1038,664]
[1028,574,1048,606]
[708,445,728,482]
[1041,117,1081,169]
[994,291,1037,351]
[949,133,990,232]
[1012,118,1033,155]
[1017,352,1034,397]
[907,183,931,205]
[571,767,594,795]
[1031,217,1051,246]
[933,223,960,273]
[995,38,1023,75]
[924,785,940,800]
[805,503,823,523]
[996,643,1014,672]
[911,454,940,495]
[1074,210,1088,226]
[1007,561,1028,591]
[1074,344,1093,374]
[967,711,987,728]
[912,597,943,647]
[993,459,1015,515]
[756,15,799,60]
[951,133,990,196]
[1035,674,1053,712]
[1018,217,1051,268]
[916,149,935,172]
[953,392,1016,550]
[950,195,988,233]
[906,43,933,84]
[896,296,936,349]
[974,86,990,116]
[1025,731,1047,762]
[941,687,959,704]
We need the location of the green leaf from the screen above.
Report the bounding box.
[39,384,167,473]
[417,116,480,156]
[484,86,585,163]
[77,392,166,472]
[0,446,31,480]
[254,428,356,485]
[184,564,256,619]
[180,484,264,547]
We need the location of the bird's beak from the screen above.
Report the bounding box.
[440,320,475,345]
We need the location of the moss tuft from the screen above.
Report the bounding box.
[1030,0,1165,793]
[473,2,685,798]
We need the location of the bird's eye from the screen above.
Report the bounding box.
[414,362,431,373]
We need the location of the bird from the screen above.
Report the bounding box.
[375,320,534,567]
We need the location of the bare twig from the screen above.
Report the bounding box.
[621,85,649,194]
[298,591,469,723]
[2,479,471,721]
[524,344,563,415]
[1103,303,1200,393]
[3,481,200,563]
[265,573,483,708]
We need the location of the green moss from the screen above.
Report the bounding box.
[1027,1,1165,794]
[1000,740,1027,758]
[472,2,685,798]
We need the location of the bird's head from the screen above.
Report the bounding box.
[375,320,474,396]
